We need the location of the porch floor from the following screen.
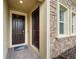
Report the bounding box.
[7,46,40,59]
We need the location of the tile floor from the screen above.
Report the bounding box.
[6,46,40,59]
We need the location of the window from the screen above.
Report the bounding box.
[72,13,76,34]
[57,3,76,38]
[59,5,67,34]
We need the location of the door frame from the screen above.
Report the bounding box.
[10,10,28,48]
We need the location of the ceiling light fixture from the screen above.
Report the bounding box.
[19,0,23,4]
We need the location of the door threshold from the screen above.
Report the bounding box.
[10,43,27,48]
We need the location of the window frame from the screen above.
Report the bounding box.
[72,12,76,34]
[59,5,66,34]
[57,2,76,38]
[57,2,68,37]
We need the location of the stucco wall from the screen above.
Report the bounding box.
[3,0,8,59]
[50,0,76,58]
[40,1,47,59]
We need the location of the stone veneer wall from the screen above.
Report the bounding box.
[50,0,76,58]
[53,46,76,59]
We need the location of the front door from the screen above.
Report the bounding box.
[12,14,25,45]
[32,8,39,49]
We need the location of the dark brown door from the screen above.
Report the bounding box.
[12,14,25,45]
[32,8,39,49]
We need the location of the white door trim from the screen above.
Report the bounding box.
[47,0,50,59]
[9,10,28,48]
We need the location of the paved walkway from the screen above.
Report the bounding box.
[7,46,40,59]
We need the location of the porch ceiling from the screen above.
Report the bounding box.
[7,0,38,13]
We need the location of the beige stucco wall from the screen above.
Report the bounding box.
[3,0,9,59]
[39,1,47,59]
[50,0,76,58]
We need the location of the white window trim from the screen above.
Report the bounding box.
[71,11,76,35]
[57,2,76,38]
[56,1,76,39]
[56,34,76,38]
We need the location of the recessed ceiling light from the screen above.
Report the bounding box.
[19,0,23,4]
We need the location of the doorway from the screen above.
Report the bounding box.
[32,7,39,49]
[10,10,28,47]
[12,14,25,45]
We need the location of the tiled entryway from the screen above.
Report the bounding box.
[7,46,40,59]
